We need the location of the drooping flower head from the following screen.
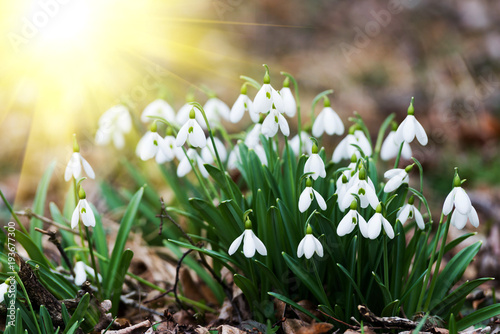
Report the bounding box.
[397,195,425,229]
[383,163,414,193]
[141,99,176,124]
[95,105,132,149]
[297,225,324,259]
[230,84,259,123]
[394,97,428,146]
[261,104,290,138]
[204,95,231,123]
[299,178,327,213]
[340,167,378,211]
[304,141,326,180]
[176,108,207,148]
[381,121,412,161]
[253,64,284,114]
[228,217,267,258]
[71,186,96,229]
[361,203,395,239]
[332,124,372,163]
[65,134,95,182]
[177,148,210,178]
[156,127,184,164]
[337,200,367,236]
[443,169,479,229]
[0,279,10,303]
[312,96,344,138]
[290,131,314,157]
[136,121,168,161]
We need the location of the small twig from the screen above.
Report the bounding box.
[102,319,152,334]
[16,209,77,234]
[317,309,358,329]
[156,198,242,321]
[35,227,75,277]
[173,248,195,309]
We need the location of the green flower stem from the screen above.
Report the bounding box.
[0,188,28,235]
[416,213,445,312]
[310,90,333,127]
[281,72,301,152]
[85,226,103,298]
[190,102,236,201]
[73,179,86,249]
[373,114,395,164]
[14,272,42,334]
[394,142,404,168]
[181,147,212,202]
[239,75,262,90]
[383,235,389,289]
[423,214,451,312]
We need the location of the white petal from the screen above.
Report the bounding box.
[80,157,95,179]
[397,204,410,224]
[367,214,382,239]
[313,237,324,257]
[297,237,306,258]
[382,217,395,239]
[337,211,356,236]
[140,133,159,161]
[298,188,313,213]
[278,113,290,136]
[81,200,96,227]
[243,230,256,258]
[384,168,403,179]
[332,136,349,163]
[112,131,125,149]
[141,99,175,123]
[442,188,456,215]
[414,209,425,229]
[401,142,413,159]
[312,111,325,138]
[71,205,80,229]
[394,118,408,145]
[384,173,405,193]
[364,185,379,209]
[312,189,327,210]
[281,87,297,117]
[380,132,398,161]
[74,261,87,285]
[252,234,267,256]
[414,118,428,146]
[175,123,190,147]
[189,121,207,148]
[358,214,369,238]
[468,206,479,228]
[253,84,273,114]
[228,233,244,255]
[271,88,285,113]
[196,155,210,178]
[403,116,416,143]
[331,110,345,135]
[177,155,193,177]
[451,210,467,229]
[304,235,316,259]
[261,112,278,138]
[230,95,246,123]
[0,283,9,303]
[454,187,472,215]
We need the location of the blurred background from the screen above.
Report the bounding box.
[1,0,499,276]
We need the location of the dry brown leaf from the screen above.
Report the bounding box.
[217,324,247,334]
[282,318,333,334]
[344,327,376,334]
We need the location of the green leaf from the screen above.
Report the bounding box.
[27,260,77,299]
[282,252,329,306]
[205,164,244,205]
[337,263,367,305]
[30,161,56,248]
[40,305,54,334]
[456,304,500,331]
[254,259,285,294]
[431,242,482,303]
[15,231,52,269]
[103,187,143,296]
[234,274,259,309]
[381,299,400,317]
[269,292,321,322]
[449,313,457,334]
[372,271,392,306]
[62,293,89,334]
[111,249,134,316]
[90,202,109,270]
[430,278,493,317]
[443,232,476,255]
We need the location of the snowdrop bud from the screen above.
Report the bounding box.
[306,224,313,234]
[78,186,86,200]
[405,163,415,173]
[359,168,366,180]
[350,200,357,210]
[73,134,80,153]
[283,76,290,88]
[311,143,319,154]
[453,171,462,187]
[245,217,252,229]
[306,177,312,188]
[189,108,196,119]
[324,96,331,107]
[241,84,248,95]
[165,127,173,136]
[407,97,415,115]
[350,154,357,163]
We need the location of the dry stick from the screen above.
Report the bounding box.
[16,209,78,234]
[103,319,152,334]
[173,248,195,309]
[317,309,358,329]
[35,227,75,277]
[157,198,242,322]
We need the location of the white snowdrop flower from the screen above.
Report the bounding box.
[177,102,206,129]
[290,131,314,156]
[227,146,240,170]
[204,96,231,122]
[228,219,267,258]
[394,97,428,146]
[95,105,132,149]
[280,78,296,117]
[312,98,344,137]
[0,282,9,303]
[176,109,207,148]
[297,225,323,259]
[443,172,479,229]
[340,168,378,212]
[141,99,176,124]
[380,128,412,161]
[177,149,209,178]
[71,187,96,229]
[261,105,290,138]
[332,127,372,163]
[337,201,366,236]
[245,124,263,148]
[397,196,425,229]
[253,67,285,115]
[383,164,413,193]
[73,261,103,286]
[335,174,350,199]
[361,204,394,239]
[230,85,259,123]
[135,123,167,161]
[65,135,95,182]
[304,143,326,180]
[201,137,227,163]
[156,131,184,164]
[299,178,327,213]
